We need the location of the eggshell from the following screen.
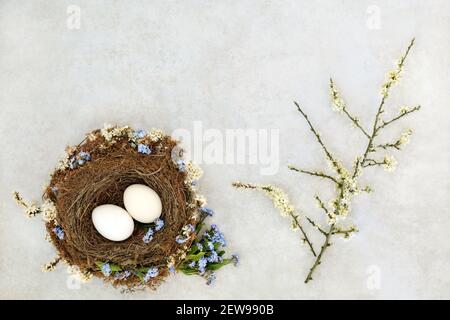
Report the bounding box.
[123,184,162,223]
[91,204,134,241]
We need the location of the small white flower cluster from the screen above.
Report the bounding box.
[101,123,132,144]
[149,128,164,142]
[25,203,40,218]
[381,70,401,98]
[56,155,70,171]
[175,247,188,262]
[182,224,195,236]
[187,194,208,219]
[399,106,410,114]
[194,194,207,207]
[87,132,97,141]
[42,257,61,273]
[258,185,296,217]
[185,162,203,186]
[381,46,410,98]
[41,199,57,222]
[55,146,77,172]
[327,162,361,224]
[327,158,347,177]
[13,192,41,218]
[382,155,397,172]
[329,79,346,112]
[335,224,359,240]
[398,129,413,147]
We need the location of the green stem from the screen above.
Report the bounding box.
[288,165,339,185]
[305,224,335,283]
[342,108,371,139]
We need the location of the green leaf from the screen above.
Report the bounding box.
[95,261,122,272]
[137,267,149,273]
[188,243,203,255]
[206,259,233,271]
[186,252,205,261]
[135,272,144,282]
[180,268,199,276]
[109,264,122,272]
[95,261,104,270]
[195,222,204,234]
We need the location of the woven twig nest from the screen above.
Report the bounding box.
[15,125,213,290]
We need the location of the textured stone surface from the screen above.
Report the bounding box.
[0,0,449,299]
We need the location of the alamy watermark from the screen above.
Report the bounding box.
[366,265,381,291]
[366,5,381,30]
[66,5,81,30]
[172,121,280,176]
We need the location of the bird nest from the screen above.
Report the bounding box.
[14,125,211,290]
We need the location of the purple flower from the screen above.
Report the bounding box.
[143,228,154,244]
[137,144,151,155]
[114,270,131,280]
[206,272,216,286]
[196,243,203,251]
[154,219,164,231]
[101,263,111,277]
[68,157,78,169]
[201,207,214,217]
[177,159,186,172]
[144,267,159,282]
[52,226,65,240]
[183,224,195,233]
[51,187,58,195]
[232,254,239,267]
[169,265,176,274]
[198,257,207,275]
[188,261,196,268]
[175,235,189,244]
[207,241,214,251]
[210,225,226,247]
[78,151,91,161]
[134,129,147,139]
[207,250,219,263]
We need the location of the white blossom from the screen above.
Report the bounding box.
[383,155,397,172]
[149,128,164,142]
[41,199,57,222]
[100,124,131,143]
[398,129,413,146]
[400,106,410,114]
[329,80,346,112]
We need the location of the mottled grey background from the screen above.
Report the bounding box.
[0,0,449,299]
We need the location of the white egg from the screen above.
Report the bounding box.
[123,184,162,223]
[92,204,134,241]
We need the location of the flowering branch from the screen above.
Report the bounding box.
[304,224,334,283]
[234,38,420,284]
[12,192,41,218]
[330,78,371,139]
[288,165,339,184]
[305,217,327,236]
[332,226,358,238]
[377,105,421,130]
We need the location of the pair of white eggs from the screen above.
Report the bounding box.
[91,184,162,242]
